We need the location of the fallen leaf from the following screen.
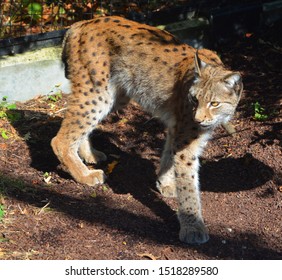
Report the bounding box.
[0,250,5,258]
[90,191,97,198]
[23,132,32,141]
[32,180,39,185]
[43,175,52,184]
[157,25,166,30]
[137,253,159,260]
[77,222,84,229]
[0,143,7,150]
[107,160,118,174]
[18,204,28,215]
[43,172,52,184]
[163,247,174,260]
[118,118,128,127]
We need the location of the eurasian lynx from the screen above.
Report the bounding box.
[51,16,243,244]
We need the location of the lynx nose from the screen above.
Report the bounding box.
[194,107,213,127]
[193,111,205,124]
[193,112,212,128]
[193,115,203,124]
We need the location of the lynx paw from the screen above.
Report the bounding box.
[179,222,209,244]
[80,169,106,186]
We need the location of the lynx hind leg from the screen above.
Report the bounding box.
[51,64,114,186]
[78,136,107,164]
[52,133,106,186]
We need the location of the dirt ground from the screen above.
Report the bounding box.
[0,36,281,260]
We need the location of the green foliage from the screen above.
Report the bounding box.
[0,96,16,111]
[27,2,43,21]
[0,96,21,123]
[0,129,9,140]
[0,0,182,39]
[47,92,62,102]
[0,96,21,139]
[0,204,5,222]
[252,101,268,121]
[47,85,63,103]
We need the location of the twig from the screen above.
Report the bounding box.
[51,108,67,115]
[37,201,51,215]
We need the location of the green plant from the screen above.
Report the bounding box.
[43,172,52,184]
[0,96,20,122]
[0,129,9,140]
[47,85,63,102]
[48,92,62,102]
[0,96,16,111]
[27,2,43,21]
[252,101,268,121]
[0,204,5,222]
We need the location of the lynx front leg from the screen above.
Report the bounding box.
[174,134,209,244]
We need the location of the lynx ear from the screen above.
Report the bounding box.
[224,72,243,96]
[194,50,206,77]
[224,73,242,88]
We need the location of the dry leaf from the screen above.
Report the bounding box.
[18,204,28,215]
[107,160,118,174]
[162,247,174,260]
[43,176,52,184]
[0,250,5,258]
[0,143,7,150]
[137,253,159,260]
[77,222,84,229]
[118,118,128,127]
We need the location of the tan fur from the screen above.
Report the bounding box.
[51,16,243,244]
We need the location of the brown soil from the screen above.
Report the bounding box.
[0,37,281,260]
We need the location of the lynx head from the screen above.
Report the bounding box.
[189,52,243,129]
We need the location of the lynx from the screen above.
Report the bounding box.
[51,16,243,244]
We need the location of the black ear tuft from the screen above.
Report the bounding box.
[194,50,206,77]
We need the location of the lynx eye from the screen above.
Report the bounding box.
[210,101,220,107]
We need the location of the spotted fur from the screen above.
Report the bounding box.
[51,16,243,244]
